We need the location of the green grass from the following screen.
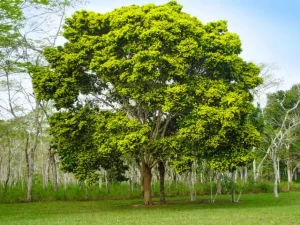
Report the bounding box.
[1,192,300,225]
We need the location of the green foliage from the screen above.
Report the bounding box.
[249,104,265,133]
[49,106,128,183]
[0,0,23,52]
[171,156,196,174]
[178,78,261,171]
[93,111,150,155]
[32,1,262,184]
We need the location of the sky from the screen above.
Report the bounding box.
[72,0,300,94]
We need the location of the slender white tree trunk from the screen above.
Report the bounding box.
[244,166,248,182]
[25,101,40,202]
[273,157,279,198]
[189,162,196,201]
[217,173,222,194]
[253,159,257,183]
[98,175,102,190]
[64,173,68,190]
[277,157,280,183]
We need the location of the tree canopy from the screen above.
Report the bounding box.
[32,1,263,204]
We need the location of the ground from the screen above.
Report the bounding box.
[0,192,299,225]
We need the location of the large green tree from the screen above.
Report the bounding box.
[33,1,262,204]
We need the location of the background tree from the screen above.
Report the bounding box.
[261,84,300,197]
[0,0,85,201]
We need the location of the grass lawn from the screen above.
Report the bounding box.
[0,192,299,225]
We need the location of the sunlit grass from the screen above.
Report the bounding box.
[1,192,300,224]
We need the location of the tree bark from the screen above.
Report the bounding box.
[26,149,34,202]
[24,135,33,202]
[253,159,257,183]
[189,164,196,202]
[158,160,166,203]
[143,163,152,205]
[273,157,279,198]
[277,157,280,183]
[217,173,222,194]
[286,144,293,185]
[244,166,248,182]
[98,175,102,190]
[287,160,293,190]
[3,140,12,195]
[231,172,236,202]
[105,170,110,193]
[130,164,135,193]
[49,149,58,192]
[64,173,69,190]
[25,101,40,202]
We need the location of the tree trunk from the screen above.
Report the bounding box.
[138,165,144,197]
[130,164,135,193]
[3,142,12,196]
[234,170,238,183]
[273,157,279,198]
[253,159,257,183]
[105,170,110,193]
[52,160,58,192]
[64,173,68,190]
[42,154,48,189]
[287,159,293,191]
[85,182,89,200]
[244,166,248,182]
[277,157,280,183]
[231,172,236,202]
[189,166,196,201]
[98,176,102,190]
[240,167,244,181]
[24,135,32,202]
[143,163,152,205]
[158,160,166,203]
[217,173,222,194]
[49,150,58,192]
[25,101,40,202]
[286,144,293,185]
[27,150,34,202]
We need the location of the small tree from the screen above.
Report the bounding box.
[261,84,300,197]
